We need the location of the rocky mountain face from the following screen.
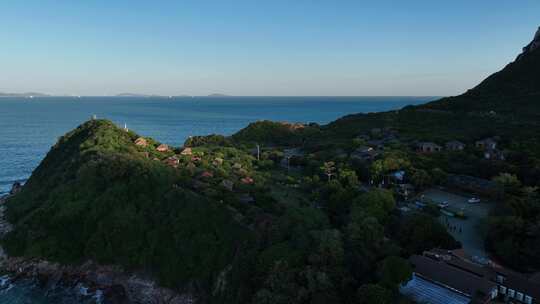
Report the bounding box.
[517,26,540,60]
[418,26,540,114]
[458,26,540,99]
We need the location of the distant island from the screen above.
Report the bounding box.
[206,93,231,97]
[0,92,50,98]
[114,93,199,98]
[0,92,198,99]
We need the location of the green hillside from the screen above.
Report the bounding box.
[2,120,256,299]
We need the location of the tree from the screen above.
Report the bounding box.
[492,173,522,195]
[370,160,385,183]
[309,229,345,269]
[321,161,336,181]
[339,168,359,187]
[397,214,460,255]
[370,154,410,184]
[352,138,365,150]
[382,154,410,172]
[431,168,448,185]
[356,284,392,304]
[378,256,412,290]
[351,189,395,224]
[346,217,385,278]
[411,169,432,189]
[252,261,300,304]
[487,215,540,271]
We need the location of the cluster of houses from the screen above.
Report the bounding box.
[416,137,505,161]
[354,127,505,162]
[133,137,256,198]
[401,248,540,304]
[352,127,399,161]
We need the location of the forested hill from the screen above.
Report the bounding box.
[421,27,540,113]
[2,119,256,301]
[316,27,540,155]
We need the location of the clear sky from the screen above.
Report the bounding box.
[0,0,538,96]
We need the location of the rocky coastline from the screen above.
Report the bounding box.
[0,190,197,304]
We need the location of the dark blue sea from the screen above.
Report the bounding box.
[0,95,434,303]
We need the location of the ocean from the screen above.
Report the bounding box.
[0,95,434,303]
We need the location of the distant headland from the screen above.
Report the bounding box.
[0,92,234,98]
[0,92,50,98]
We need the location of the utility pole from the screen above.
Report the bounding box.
[256,144,260,161]
[287,156,291,172]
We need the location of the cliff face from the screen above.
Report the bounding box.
[468,27,540,98]
[426,27,540,110]
[517,26,540,60]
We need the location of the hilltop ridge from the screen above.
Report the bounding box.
[422,27,540,112]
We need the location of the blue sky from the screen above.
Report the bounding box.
[0,0,538,96]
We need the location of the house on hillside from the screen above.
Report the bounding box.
[367,139,385,150]
[180,147,193,155]
[134,137,148,147]
[401,249,540,304]
[351,146,380,162]
[356,134,370,141]
[200,171,214,178]
[221,179,234,191]
[164,156,179,168]
[417,142,442,153]
[156,144,169,152]
[475,138,497,150]
[240,176,254,185]
[446,140,466,151]
[484,148,505,161]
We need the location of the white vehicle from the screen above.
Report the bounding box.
[438,201,449,208]
[468,197,481,204]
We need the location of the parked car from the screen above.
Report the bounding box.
[438,201,449,208]
[468,197,481,203]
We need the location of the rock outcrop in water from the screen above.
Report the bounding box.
[8,182,22,196]
[0,258,197,304]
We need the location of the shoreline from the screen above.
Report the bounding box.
[0,194,197,304]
